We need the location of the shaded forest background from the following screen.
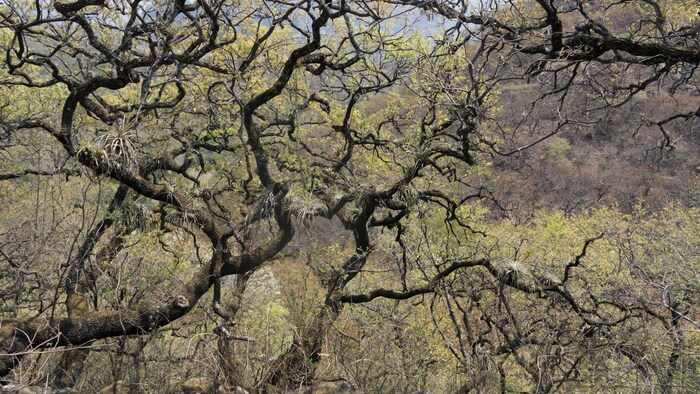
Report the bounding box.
[1,0,699,393]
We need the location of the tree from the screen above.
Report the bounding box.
[0,0,698,392]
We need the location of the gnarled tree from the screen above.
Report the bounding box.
[1,0,699,392]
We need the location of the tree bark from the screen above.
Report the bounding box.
[0,209,294,379]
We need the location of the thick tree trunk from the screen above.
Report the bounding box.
[260,204,373,391]
[52,292,91,389]
[0,214,293,379]
[261,302,340,391]
[51,185,130,388]
[54,217,130,388]
[216,272,253,390]
[0,266,209,378]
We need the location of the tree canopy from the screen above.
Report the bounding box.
[1,0,699,392]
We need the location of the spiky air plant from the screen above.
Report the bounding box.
[96,117,138,170]
[502,259,535,285]
[285,186,327,227]
[158,182,200,228]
